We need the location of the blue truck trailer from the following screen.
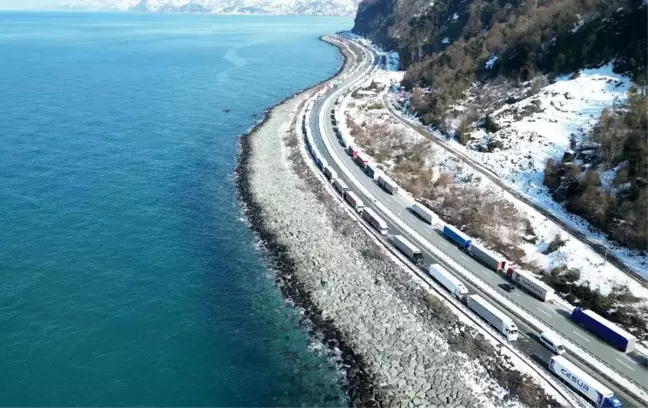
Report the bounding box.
[443,225,472,250]
[571,308,637,353]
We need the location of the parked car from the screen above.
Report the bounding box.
[500,283,516,293]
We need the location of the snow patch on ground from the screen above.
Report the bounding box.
[485,56,498,69]
[345,66,648,305]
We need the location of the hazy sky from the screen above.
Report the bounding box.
[0,0,61,9]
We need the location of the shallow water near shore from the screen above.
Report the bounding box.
[0,12,350,406]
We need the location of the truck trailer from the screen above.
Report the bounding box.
[333,179,348,195]
[362,208,388,235]
[323,166,337,182]
[392,235,423,265]
[364,163,376,179]
[442,225,472,250]
[466,295,518,341]
[344,191,364,213]
[411,202,438,224]
[549,355,623,408]
[571,308,636,353]
[506,268,555,302]
[316,156,327,170]
[354,153,369,168]
[468,243,506,271]
[347,145,360,158]
[377,174,398,194]
[428,263,468,300]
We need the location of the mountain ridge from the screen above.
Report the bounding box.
[61,0,360,16]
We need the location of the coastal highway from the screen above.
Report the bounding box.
[310,35,648,406]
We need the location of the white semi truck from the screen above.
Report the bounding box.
[392,235,423,265]
[505,268,555,302]
[344,191,364,213]
[377,173,398,194]
[362,208,388,235]
[428,263,468,300]
[549,355,623,408]
[411,202,438,224]
[466,294,518,341]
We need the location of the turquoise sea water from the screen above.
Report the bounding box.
[0,12,351,406]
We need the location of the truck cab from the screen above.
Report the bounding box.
[506,324,519,341]
[603,396,623,408]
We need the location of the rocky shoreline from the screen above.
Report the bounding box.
[236,37,562,408]
[235,39,381,406]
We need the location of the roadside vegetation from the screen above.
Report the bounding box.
[544,90,648,251]
[346,114,648,340]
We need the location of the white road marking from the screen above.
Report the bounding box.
[537,309,552,318]
[572,331,591,342]
[615,358,636,371]
[459,254,469,261]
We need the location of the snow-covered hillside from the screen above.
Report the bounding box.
[61,0,360,15]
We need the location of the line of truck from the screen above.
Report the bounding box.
[427,262,519,341]
[319,49,632,408]
[327,91,639,353]
[440,224,639,354]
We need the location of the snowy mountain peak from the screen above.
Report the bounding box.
[62,0,360,15]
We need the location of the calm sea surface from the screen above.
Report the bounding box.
[0,12,351,406]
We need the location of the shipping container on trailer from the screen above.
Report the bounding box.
[354,153,369,168]
[571,308,636,353]
[344,191,364,213]
[428,263,468,300]
[362,208,388,235]
[506,268,555,302]
[364,163,376,179]
[377,174,398,194]
[466,295,518,341]
[392,235,423,265]
[442,225,472,250]
[323,166,337,182]
[333,179,348,195]
[411,202,438,224]
[468,243,506,271]
[549,355,623,408]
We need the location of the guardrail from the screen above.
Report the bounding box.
[321,39,648,405]
[298,61,587,408]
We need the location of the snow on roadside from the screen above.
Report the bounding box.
[341,66,648,305]
[441,63,648,281]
